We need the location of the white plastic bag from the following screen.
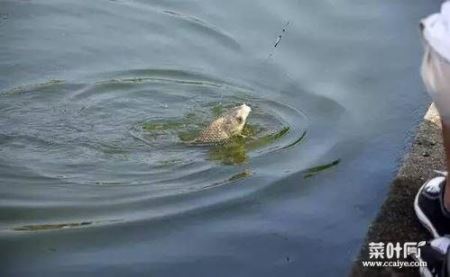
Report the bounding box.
[421,1,450,121]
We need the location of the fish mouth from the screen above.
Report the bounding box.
[241,103,252,113]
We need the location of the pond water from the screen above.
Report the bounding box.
[0,0,439,275]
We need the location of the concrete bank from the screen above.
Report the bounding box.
[352,104,445,276]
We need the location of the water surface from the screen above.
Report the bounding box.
[0,0,438,276]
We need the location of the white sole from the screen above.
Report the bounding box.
[414,179,442,239]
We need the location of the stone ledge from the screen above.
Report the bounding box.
[351,104,445,276]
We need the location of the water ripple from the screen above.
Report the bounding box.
[0,68,344,233]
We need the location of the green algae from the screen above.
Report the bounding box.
[228,169,252,182]
[14,221,93,231]
[142,120,186,132]
[140,107,303,165]
[208,141,248,165]
[304,159,340,178]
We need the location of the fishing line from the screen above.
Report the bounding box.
[265,20,290,62]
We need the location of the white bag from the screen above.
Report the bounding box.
[421,1,450,121]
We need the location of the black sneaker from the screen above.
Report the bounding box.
[415,176,450,238]
[413,236,450,277]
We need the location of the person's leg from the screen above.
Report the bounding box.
[441,120,450,211]
[415,32,450,238]
[424,46,450,212]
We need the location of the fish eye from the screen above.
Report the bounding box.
[237,116,243,123]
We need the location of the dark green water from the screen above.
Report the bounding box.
[0,0,438,276]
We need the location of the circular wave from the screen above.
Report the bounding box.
[0,68,341,232]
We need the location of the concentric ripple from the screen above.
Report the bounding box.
[0,69,340,232]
